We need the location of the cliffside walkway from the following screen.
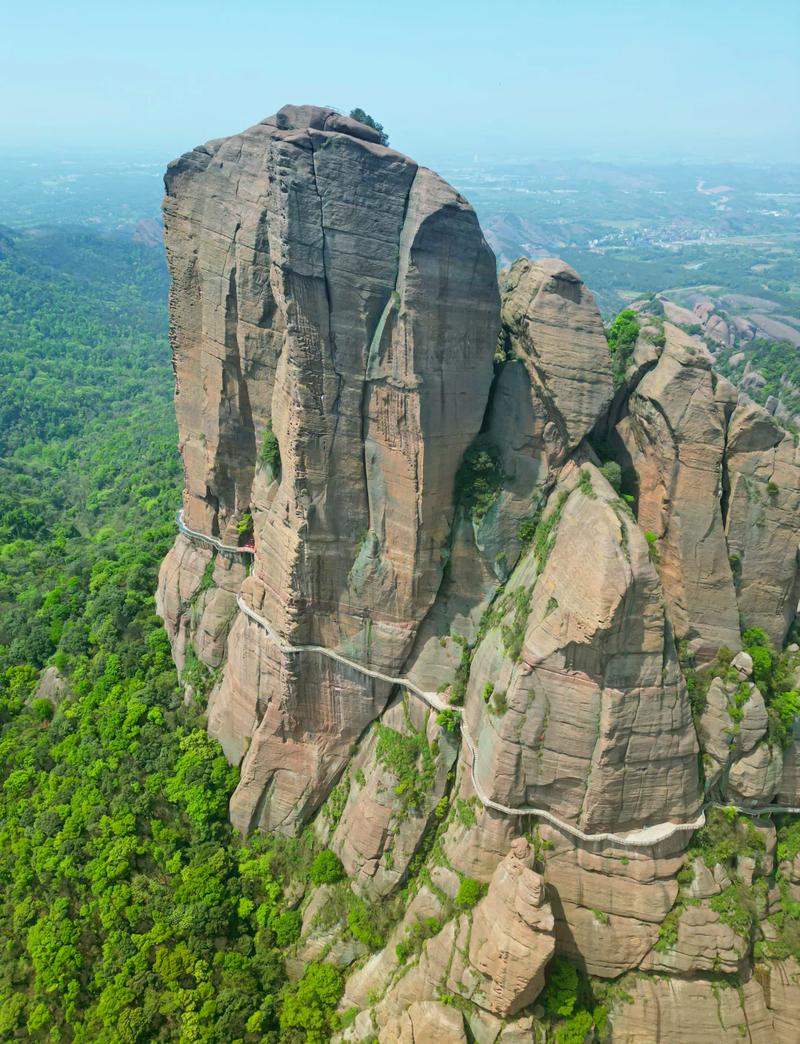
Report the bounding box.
[176,515,799,846]
[234,594,800,849]
[176,510,255,555]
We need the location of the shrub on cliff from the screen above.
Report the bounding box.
[599,460,622,493]
[309,849,345,885]
[349,107,389,146]
[456,437,504,523]
[741,627,800,747]
[606,308,640,386]
[455,877,485,909]
[260,422,281,476]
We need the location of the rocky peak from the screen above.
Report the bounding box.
[157,106,800,1043]
[260,103,387,143]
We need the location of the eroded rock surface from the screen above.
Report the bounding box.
[462,460,701,834]
[616,323,741,661]
[468,838,555,1015]
[157,106,800,1042]
[159,104,499,828]
[724,401,800,646]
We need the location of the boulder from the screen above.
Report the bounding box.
[380,1001,467,1044]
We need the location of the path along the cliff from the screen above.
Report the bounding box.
[179,516,799,849]
[177,511,255,555]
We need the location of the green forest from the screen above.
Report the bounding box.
[0,228,343,1041]
[1,223,798,1043]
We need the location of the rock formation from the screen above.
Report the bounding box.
[159,104,498,831]
[157,105,800,1043]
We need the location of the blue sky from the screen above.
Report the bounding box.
[2,0,798,164]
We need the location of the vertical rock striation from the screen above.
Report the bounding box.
[157,106,800,1042]
[158,105,499,830]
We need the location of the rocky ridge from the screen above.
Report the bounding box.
[157,106,800,1043]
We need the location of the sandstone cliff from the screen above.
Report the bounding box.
[157,105,800,1043]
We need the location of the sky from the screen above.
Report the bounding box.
[2,0,799,166]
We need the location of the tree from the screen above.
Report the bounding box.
[309,849,345,885]
[349,108,389,146]
[280,962,344,1043]
[455,877,485,909]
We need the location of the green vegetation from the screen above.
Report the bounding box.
[279,962,344,1044]
[605,308,640,386]
[540,956,580,1017]
[394,916,441,963]
[454,877,485,910]
[346,896,386,950]
[454,797,478,829]
[678,642,737,721]
[643,529,659,563]
[531,490,570,567]
[435,708,461,733]
[517,514,538,545]
[348,108,389,146]
[599,460,622,493]
[309,849,346,886]
[654,903,684,951]
[717,337,800,424]
[539,956,609,1041]
[690,806,765,870]
[0,228,340,1040]
[447,635,472,707]
[709,880,766,938]
[555,1010,594,1044]
[374,702,436,820]
[758,819,800,961]
[237,510,253,534]
[577,468,595,498]
[488,688,508,715]
[455,437,505,523]
[501,586,532,662]
[740,628,800,748]
[323,772,350,828]
[260,421,281,477]
[0,228,169,463]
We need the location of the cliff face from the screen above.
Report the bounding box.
[157,106,800,1043]
[159,105,498,831]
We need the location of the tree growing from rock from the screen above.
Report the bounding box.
[349,107,389,145]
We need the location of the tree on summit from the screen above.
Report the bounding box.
[349,107,389,145]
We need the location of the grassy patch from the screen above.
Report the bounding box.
[532,490,570,566]
[374,701,436,820]
[578,468,595,499]
[501,586,532,661]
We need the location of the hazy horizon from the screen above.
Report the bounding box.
[2,0,799,166]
